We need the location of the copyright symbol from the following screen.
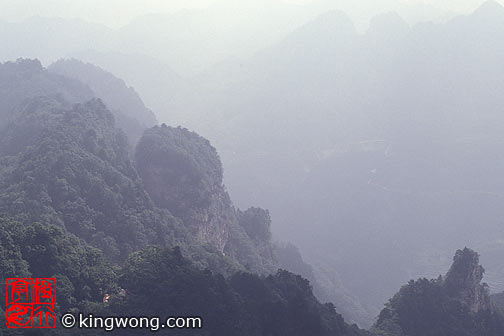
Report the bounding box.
[61,313,76,328]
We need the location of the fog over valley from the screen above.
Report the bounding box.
[0,1,504,335]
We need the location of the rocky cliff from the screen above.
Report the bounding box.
[372,248,504,336]
[135,124,231,252]
[135,125,277,272]
[443,248,491,314]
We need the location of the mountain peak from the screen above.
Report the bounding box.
[374,248,503,334]
[443,248,490,313]
[445,248,483,283]
[473,0,504,17]
[2,58,44,74]
[286,9,356,43]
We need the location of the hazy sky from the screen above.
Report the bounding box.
[0,0,500,28]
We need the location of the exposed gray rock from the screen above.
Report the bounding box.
[443,247,491,314]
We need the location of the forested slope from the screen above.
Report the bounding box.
[0,59,367,335]
[48,59,158,145]
[372,248,504,336]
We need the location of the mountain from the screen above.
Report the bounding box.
[162,10,383,325]
[158,2,504,325]
[0,1,325,76]
[48,58,158,144]
[67,50,182,124]
[116,0,323,75]
[135,124,277,273]
[493,292,504,312]
[110,246,369,336]
[0,58,370,335]
[372,248,504,336]
[0,58,316,277]
[275,242,375,326]
[0,217,117,329]
[0,0,462,79]
[0,58,268,272]
[0,58,93,129]
[0,95,181,261]
[471,0,504,21]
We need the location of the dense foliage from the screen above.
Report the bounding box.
[0,217,117,334]
[493,293,504,313]
[0,222,366,336]
[2,59,501,336]
[0,59,93,131]
[135,125,224,215]
[0,59,372,335]
[0,97,185,261]
[372,249,504,336]
[109,246,368,336]
[135,125,277,274]
[48,59,158,145]
[237,207,272,244]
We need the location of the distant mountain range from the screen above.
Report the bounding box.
[0,0,460,76]
[0,58,373,335]
[0,57,502,336]
[1,1,503,329]
[48,58,158,145]
[150,0,504,325]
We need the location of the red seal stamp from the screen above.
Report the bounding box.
[6,278,56,328]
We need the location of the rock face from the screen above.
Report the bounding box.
[135,125,278,273]
[0,95,182,261]
[443,248,491,314]
[135,125,232,252]
[372,248,504,336]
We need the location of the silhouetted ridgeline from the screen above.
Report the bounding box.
[372,248,504,336]
[155,2,504,324]
[135,125,278,273]
[0,59,368,335]
[48,59,158,145]
[1,59,502,335]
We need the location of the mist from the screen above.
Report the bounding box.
[0,0,504,334]
[0,0,496,28]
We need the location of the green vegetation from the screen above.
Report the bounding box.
[48,59,158,146]
[0,59,370,335]
[110,246,368,336]
[0,217,116,334]
[372,248,504,336]
[0,59,93,132]
[1,59,502,336]
[492,292,504,314]
[135,125,277,274]
[135,125,224,215]
[0,97,184,261]
[0,217,366,335]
